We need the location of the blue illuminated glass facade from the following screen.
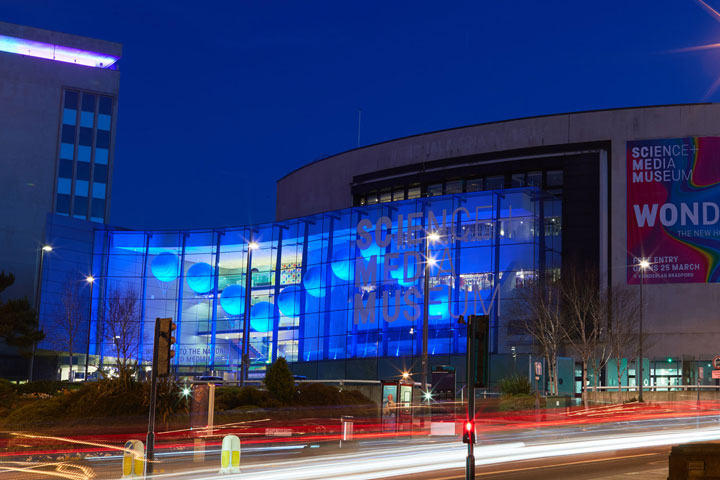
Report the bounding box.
[40,187,559,380]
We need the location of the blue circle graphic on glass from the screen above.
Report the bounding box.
[151,252,179,282]
[359,240,383,260]
[428,285,452,320]
[303,265,326,297]
[220,284,245,315]
[390,253,418,286]
[250,301,272,332]
[278,285,301,317]
[186,262,214,294]
[331,246,352,281]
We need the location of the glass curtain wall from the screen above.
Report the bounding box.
[90,188,551,378]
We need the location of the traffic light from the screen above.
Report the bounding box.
[468,315,489,388]
[155,317,176,377]
[462,420,476,444]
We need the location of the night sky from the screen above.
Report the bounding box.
[4,1,720,230]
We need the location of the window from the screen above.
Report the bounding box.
[75,180,89,196]
[59,159,73,178]
[80,111,94,128]
[367,193,378,205]
[92,182,106,199]
[56,194,70,214]
[79,127,93,146]
[427,184,443,196]
[486,176,505,190]
[61,125,76,144]
[96,130,110,149]
[527,171,542,187]
[547,170,563,187]
[62,109,77,125]
[78,146,91,162]
[445,180,462,194]
[56,89,115,221]
[57,178,71,195]
[99,96,112,115]
[64,90,79,109]
[466,178,483,192]
[81,93,96,112]
[95,148,109,165]
[392,188,405,202]
[60,143,74,160]
[74,195,88,216]
[407,185,421,199]
[91,198,105,218]
[94,164,108,183]
[379,190,392,203]
[76,162,90,181]
[511,173,525,187]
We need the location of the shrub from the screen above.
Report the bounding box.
[498,393,541,411]
[264,358,295,404]
[215,386,271,410]
[0,379,16,407]
[294,383,372,406]
[16,380,70,396]
[498,375,533,396]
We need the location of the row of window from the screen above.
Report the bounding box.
[356,169,563,206]
[55,89,114,223]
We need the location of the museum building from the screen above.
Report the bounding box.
[39,103,720,394]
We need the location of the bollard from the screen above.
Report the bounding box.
[340,416,354,447]
[219,435,241,474]
[121,440,145,478]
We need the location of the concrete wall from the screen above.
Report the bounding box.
[276,104,720,362]
[0,22,120,305]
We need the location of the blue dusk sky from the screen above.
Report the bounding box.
[4,1,720,229]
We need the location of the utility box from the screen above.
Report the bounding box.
[668,443,720,479]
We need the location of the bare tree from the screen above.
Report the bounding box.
[102,287,142,383]
[52,279,85,381]
[513,275,564,395]
[604,285,641,403]
[561,268,609,408]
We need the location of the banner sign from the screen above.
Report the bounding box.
[627,137,720,284]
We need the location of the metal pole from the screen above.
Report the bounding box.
[421,236,430,392]
[30,248,46,381]
[84,280,94,381]
[466,316,475,480]
[638,267,644,402]
[146,319,159,476]
[241,240,254,387]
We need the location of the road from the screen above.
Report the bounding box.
[389,447,670,479]
[2,412,717,479]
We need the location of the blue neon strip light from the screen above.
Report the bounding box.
[0,34,119,69]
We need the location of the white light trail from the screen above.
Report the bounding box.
[166,426,720,480]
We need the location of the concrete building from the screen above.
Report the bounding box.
[0,21,121,304]
[39,103,720,393]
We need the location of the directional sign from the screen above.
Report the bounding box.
[712,370,720,380]
[713,356,720,370]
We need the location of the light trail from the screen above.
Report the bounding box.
[155,425,720,480]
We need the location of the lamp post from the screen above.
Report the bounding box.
[240,241,258,386]
[421,231,440,394]
[84,275,95,382]
[638,259,649,402]
[29,245,53,381]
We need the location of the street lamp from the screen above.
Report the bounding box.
[421,231,440,394]
[638,259,649,402]
[30,244,53,381]
[240,241,259,386]
[84,275,95,382]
